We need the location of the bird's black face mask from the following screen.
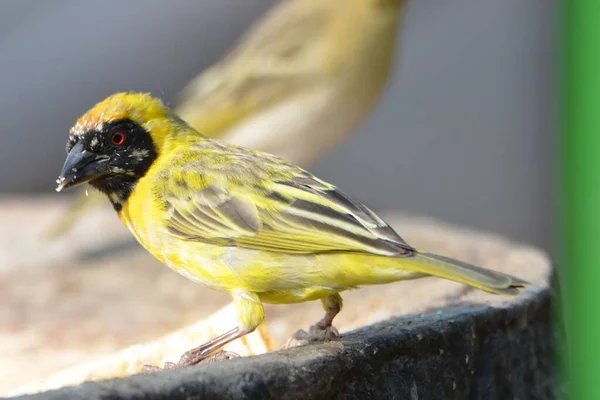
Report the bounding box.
[57,118,157,210]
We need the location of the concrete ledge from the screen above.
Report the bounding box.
[11,285,553,400]
[1,198,555,399]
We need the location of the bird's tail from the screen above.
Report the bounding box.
[399,251,527,295]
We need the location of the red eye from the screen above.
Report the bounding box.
[111,131,126,146]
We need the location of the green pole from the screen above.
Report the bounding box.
[563,0,600,398]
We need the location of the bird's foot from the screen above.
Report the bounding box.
[284,322,340,348]
[141,350,239,373]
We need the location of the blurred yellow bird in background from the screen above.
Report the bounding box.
[56,93,526,371]
[177,0,406,164]
[46,0,407,238]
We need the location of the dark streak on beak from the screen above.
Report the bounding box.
[56,142,109,192]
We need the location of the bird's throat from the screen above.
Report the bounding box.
[90,176,139,212]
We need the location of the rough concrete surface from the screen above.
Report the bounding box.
[10,292,553,400]
[1,197,554,399]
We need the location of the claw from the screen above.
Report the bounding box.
[284,324,340,349]
[141,350,240,373]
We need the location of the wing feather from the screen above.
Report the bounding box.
[159,149,412,256]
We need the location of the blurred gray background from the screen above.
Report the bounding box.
[0,0,556,251]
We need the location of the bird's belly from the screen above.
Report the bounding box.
[157,245,421,301]
[156,245,333,294]
[153,243,243,293]
[145,242,354,296]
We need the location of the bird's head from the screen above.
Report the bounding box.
[56,92,180,209]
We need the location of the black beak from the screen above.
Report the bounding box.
[56,142,109,192]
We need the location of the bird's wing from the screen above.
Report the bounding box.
[174,0,340,136]
[160,144,412,256]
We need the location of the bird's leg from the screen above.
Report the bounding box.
[174,327,247,367]
[287,293,343,347]
[143,292,264,373]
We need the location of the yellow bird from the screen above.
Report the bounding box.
[177,0,406,165]
[56,93,526,371]
[46,0,407,238]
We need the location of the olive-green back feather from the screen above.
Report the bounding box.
[156,139,412,256]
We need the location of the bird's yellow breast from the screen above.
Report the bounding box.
[117,162,233,292]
